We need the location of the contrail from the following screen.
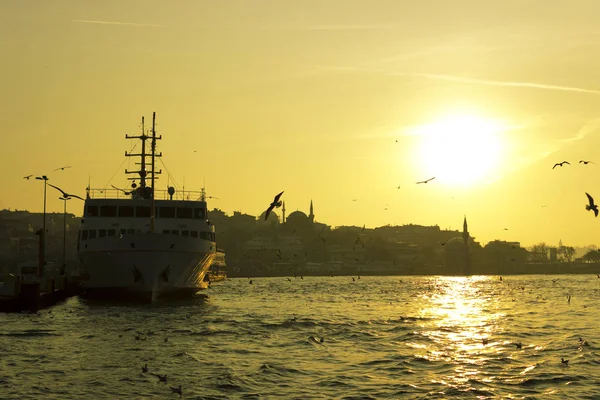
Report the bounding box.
[407,72,600,95]
[259,24,394,32]
[72,20,165,28]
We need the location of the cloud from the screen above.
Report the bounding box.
[404,72,600,96]
[72,20,165,28]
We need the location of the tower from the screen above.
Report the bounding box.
[309,200,314,222]
[282,201,286,224]
[462,215,471,275]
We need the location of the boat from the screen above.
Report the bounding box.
[206,249,227,284]
[77,112,217,301]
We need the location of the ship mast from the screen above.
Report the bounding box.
[124,113,162,203]
[150,112,158,232]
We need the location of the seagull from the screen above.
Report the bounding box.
[579,160,594,165]
[54,165,72,171]
[264,191,284,220]
[552,161,570,169]
[23,175,33,180]
[416,177,436,184]
[515,342,522,349]
[585,192,598,217]
[561,358,569,365]
[48,184,85,200]
[170,385,182,395]
[111,185,133,196]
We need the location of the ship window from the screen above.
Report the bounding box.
[194,208,206,219]
[118,206,134,217]
[162,230,170,234]
[127,229,135,234]
[191,231,198,238]
[100,205,117,217]
[98,229,107,238]
[171,230,179,235]
[177,207,193,219]
[120,229,126,236]
[82,230,88,241]
[199,231,207,240]
[159,207,175,218]
[136,206,151,218]
[87,205,98,217]
[107,229,116,236]
[89,230,97,239]
[182,230,189,237]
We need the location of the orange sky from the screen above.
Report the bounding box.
[3,1,600,247]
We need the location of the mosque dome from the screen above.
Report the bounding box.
[286,211,311,229]
[444,237,466,251]
[258,210,280,224]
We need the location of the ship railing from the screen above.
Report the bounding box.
[86,188,206,201]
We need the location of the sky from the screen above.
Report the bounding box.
[2,0,600,247]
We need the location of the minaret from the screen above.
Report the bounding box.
[309,200,314,222]
[282,201,286,224]
[462,215,471,275]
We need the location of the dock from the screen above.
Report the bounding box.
[0,267,81,313]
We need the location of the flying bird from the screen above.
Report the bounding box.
[23,175,33,180]
[586,192,598,217]
[111,184,133,196]
[48,184,85,200]
[416,177,436,184]
[579,160,594,165]
[552,161,570,169]
[54,165,72,171]
[264,191,284,220]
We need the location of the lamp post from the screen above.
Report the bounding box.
[35,175,49,277]
[59,196,71,276]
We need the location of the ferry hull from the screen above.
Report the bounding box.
[79,234,216,301]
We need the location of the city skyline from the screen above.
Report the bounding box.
[3,1,600,247]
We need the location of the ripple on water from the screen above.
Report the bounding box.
[2,275,600,398]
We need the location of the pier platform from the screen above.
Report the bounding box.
[0,273,81,313]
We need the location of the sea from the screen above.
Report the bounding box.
[1,274,599,399]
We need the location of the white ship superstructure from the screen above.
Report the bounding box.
[78,112,216,300]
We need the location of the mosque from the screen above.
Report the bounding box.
[257,199,324,230]
[443,216,472,275]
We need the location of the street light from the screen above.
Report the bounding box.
[59,196,71,276]
[35,175,49,277]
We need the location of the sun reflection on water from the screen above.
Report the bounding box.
[412,276,507,389]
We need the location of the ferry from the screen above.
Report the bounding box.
[78,112,217,301]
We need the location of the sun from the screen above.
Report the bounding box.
[412,114,506,186]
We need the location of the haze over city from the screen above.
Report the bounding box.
[3,1,600,247]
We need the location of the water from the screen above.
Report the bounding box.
[1,275,599,399]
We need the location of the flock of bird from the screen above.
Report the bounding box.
[557,160,600,218]
[22,165,85,202]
